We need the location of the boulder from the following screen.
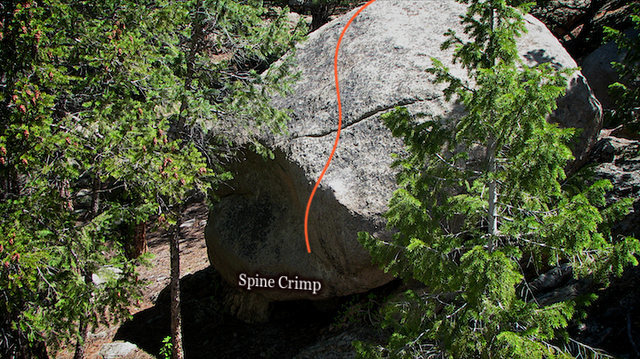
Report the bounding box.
[91,265,123,286]
[531,0,590,38]
[581,29,638,110]
[581,41,621,109]
[205,0,602,302]
[581,35,625,110]
[591,133,640,239]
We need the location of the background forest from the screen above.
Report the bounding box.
[1,0,639,358]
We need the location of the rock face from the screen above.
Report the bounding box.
[581,29,638,110]
[581,40,622,109]
[591,133,640,238]
[531,0,590,38]
[205,0,602,302]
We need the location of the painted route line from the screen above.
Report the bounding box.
[304,0,378,253]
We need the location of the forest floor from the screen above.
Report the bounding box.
[54,201,390,359]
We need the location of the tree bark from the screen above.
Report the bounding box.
[128,221,147,258]
[487,136,498,239]
[90,175,100,218]
[170,214,184,359]
[177,0,205,131]
[72,311,89,359]
[72,270,93,359]
[73,174,100,359]
[311,2,331,31]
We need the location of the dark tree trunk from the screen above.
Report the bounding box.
[73,174,100,359]
[72,271,93,359]
[170,214,184,359]
[311,3,331,31]
[132,221,148,258]
[487,136,498,241]
[72,316,89,359]
[177,0,205,131]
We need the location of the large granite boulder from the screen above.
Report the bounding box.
[205,0,601,303]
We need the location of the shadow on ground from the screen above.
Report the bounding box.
[115,267,391,358]
[116,264,640,358]
[571,265,640,359]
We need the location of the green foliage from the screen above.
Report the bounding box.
[0,0,304,356]
[358,0,639,358]
[160,336,173,359]
[333,293,383,330]
[603,5,640,132]
[279,0,363,30]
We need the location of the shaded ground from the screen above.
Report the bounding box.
[52,178,639,359]
[115,267,392,358]
[57,201,392,359]
[572,266,640,359]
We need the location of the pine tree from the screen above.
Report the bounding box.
[1,1,149,356]
[285,0,364,30]
[357,1,640,358]
[155,1,305,356]
[0,0,304,357]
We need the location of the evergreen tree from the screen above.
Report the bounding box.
[357,1,639,358]
[1,1,148,356]
[0,0,304,357]
[149,1,304,356]
[285,0,364,30]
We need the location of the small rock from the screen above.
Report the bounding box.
[88,330,109,340]
[180,218,196,228]
[99,341,138,359]
[295,327,379,359]
[92,266,123,286]
[530,263,573,293]
[591,137,616,163]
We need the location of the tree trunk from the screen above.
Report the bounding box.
[487,136,498,239]
[90,175,100,218]
[73,270,93,359]
[170,214,184,359]
[177,0,205,131]
[73,174,100,359]
[311,3,331,31]
[129,221,147,258]
[72,316,89,359]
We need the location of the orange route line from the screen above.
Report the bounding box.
[304,0,378,253]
